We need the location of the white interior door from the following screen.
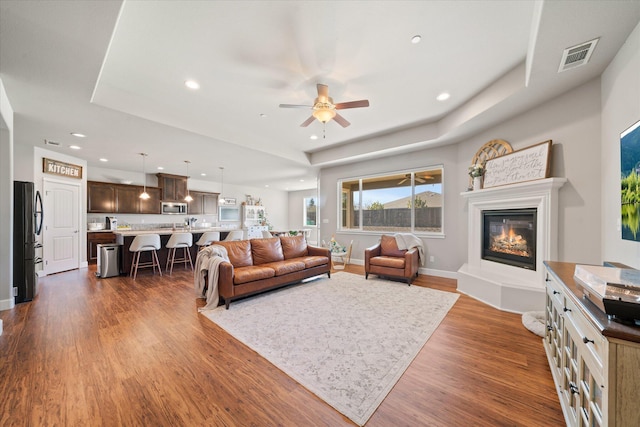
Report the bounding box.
[43,180,80,274]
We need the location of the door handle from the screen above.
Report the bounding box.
[74,230,78,233]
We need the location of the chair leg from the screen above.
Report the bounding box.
[186,247,194,270]
[129,251,136,277]
[132,251,140,280]
[154,250,162,276]
[365,272,369,279]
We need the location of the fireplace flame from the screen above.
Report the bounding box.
[490,225,530,257]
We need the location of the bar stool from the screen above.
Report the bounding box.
[196,231,220,250]
[166,232,194,274]
[129,234,162,280]
[224,230,244,241]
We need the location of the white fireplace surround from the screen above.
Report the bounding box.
[457,178,567,313]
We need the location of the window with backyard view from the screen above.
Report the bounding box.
[338,167,443,234]
[303,197,317,227]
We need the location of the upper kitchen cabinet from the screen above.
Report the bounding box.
[157,173,187,202]
[88,181,115,213]
[87,181,161,214]
[189,191,219,215]
[139,187,161,214]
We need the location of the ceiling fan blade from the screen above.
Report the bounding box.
[335,100,370,110]
[416,177,426,183]
[300,116,315,127]
[317,84,329,100]
[280,104,312,109]
[333,113,350,127]
[398,178,408,185]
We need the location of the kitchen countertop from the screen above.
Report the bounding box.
[113,227,232,236]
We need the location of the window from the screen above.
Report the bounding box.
[338,167,443,235]
[303,197,317,227]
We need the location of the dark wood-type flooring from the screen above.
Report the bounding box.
[0,264,564,426]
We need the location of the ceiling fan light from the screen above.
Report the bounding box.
[312,108,336,123]
[139,191,150,200]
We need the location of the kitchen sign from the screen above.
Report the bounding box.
[43,158,83,179]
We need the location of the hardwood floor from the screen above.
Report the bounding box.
[0,264,564,426]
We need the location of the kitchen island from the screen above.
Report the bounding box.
[114,228,231,275]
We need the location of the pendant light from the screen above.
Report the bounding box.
[139,153,150,200]
[218,166,226,205]
[184,160,193,202]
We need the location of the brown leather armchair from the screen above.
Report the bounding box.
[364,235,419,285]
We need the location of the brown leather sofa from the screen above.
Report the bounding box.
[214,235,330,308]
[364,235,419,285]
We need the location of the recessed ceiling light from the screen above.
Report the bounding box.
[99,158,108,162]
[310,134,318,140]
[201,173,206,176]
[69,145,81,150]
[184,80,200,90]
[157,166,164,170]
[411,35,421,44]
[265,184,269,188]
[299,179,305,182]
[70,132,86,138]
[436,92,450,101]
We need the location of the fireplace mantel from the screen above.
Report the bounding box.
[458,177,567,313]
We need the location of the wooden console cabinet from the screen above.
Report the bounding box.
[543,261,640,426]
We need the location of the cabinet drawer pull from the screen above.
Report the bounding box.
[552,290,560,295]
[547,325,553,332]
[569,382,580,395]
[563,307,571,312]
[583,337,594,345]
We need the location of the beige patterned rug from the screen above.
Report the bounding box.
[201,272,459,426]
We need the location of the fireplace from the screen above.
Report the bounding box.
[482,208,537,270]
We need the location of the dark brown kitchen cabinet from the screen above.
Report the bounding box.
[139,187,161,214]
[87,181,161,214]
[87,181,115,213]
[116,186,139,213]
[157,173,187,202]
[187,191,219,215]
[87,232,116,264]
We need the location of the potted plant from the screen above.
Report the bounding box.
[468,163,485,190]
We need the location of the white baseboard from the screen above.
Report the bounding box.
[0,296,15,311]
[0,318,3,336]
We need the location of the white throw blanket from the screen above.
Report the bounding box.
[194,245,230,311]
[394,233,425,266]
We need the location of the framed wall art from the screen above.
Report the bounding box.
[483,140,552,189]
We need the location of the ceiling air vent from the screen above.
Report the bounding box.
[558,38,599,73]
[44,139,60,146]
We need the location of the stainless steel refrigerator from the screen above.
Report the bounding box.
[13,181,43,303]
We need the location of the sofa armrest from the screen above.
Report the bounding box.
[218,261,235,297]
[308,245,330,259]
[404,248,419,277]
[364,243,382,272]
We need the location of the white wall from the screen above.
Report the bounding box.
[319,143,459,272]
[456,78,603,267]
[0,78,15,313]
[601,21,640,269]
[318,77,604,273]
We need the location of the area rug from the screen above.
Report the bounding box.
[201,273,459,426]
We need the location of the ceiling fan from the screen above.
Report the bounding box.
[398,173,433,185]
[279,83,369,128]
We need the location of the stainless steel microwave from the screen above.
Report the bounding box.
[161,202,187,215]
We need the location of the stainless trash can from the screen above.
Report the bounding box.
[96,243,120,278]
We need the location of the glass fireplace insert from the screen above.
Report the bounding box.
[482,208,537,270]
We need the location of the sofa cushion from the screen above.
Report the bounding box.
[297,256,329,269]
[370,255,406,269]
[261,259,306,276]
[251,237,285,265]
[233,265,276,285]
[380,235,407,257]
[215,240,253,267]
[280,235,308,259]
